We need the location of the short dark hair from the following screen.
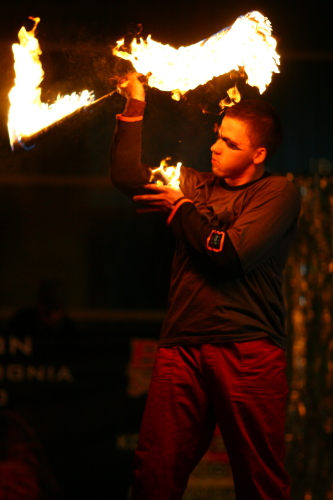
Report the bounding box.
[225,100,283,160]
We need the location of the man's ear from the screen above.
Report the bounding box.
[253,147,267,165]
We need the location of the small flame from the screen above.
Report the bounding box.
[220,83,241,109]
[150,158,182,189]
[113,11,279,103]
[8,17,95,149]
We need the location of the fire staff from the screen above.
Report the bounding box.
[110,73,300,500]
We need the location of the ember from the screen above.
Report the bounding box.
[7,17,95,149]
[113,11,279,102]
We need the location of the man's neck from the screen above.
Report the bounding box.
[224,164,265,187]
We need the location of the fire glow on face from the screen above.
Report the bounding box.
[113,11,279,102]
[7,17,95,149]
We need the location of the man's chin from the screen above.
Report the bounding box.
[211,164,224,178]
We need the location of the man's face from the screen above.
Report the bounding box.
[211,116,263,184]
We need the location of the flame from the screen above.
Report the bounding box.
[113,11,279,101]
[150,158,182,189]
[220,83,241,109]
[8,17,95,149]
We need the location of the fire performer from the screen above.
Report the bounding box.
[110,73,300,500]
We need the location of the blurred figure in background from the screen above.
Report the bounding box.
[0,410,62,499]
[3,279,82,499]
[9,279,78,339]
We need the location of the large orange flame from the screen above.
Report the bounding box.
[113,11,279,101]
[8,18,95,149]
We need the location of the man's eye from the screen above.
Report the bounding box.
[225,140,238,150]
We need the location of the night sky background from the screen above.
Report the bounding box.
[1,0,333,177]
[0,1,332,499]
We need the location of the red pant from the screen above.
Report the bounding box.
[131,339,290,500]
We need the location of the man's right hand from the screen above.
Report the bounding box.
[118,72,145,102]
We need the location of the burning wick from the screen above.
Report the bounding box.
[113,11,279,105]
[7,17,95,150]
[150,158,182,189]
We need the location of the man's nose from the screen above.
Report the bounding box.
[211,141,221,153]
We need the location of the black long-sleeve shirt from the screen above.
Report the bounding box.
[110,99,300,348]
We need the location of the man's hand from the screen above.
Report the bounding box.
[118,72,145,102]
[133,184,185,213]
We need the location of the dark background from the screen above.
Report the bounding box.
[0,0,332,498]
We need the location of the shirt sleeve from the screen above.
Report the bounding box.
[110,98,153,197]
[168,200,243,276]
[227,181,301,273]
[168,178,300,275]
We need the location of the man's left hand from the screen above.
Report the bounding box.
[133,184,185,213]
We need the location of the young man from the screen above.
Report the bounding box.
[110,73,300,500]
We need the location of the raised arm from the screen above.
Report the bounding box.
[110,73,152,197]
